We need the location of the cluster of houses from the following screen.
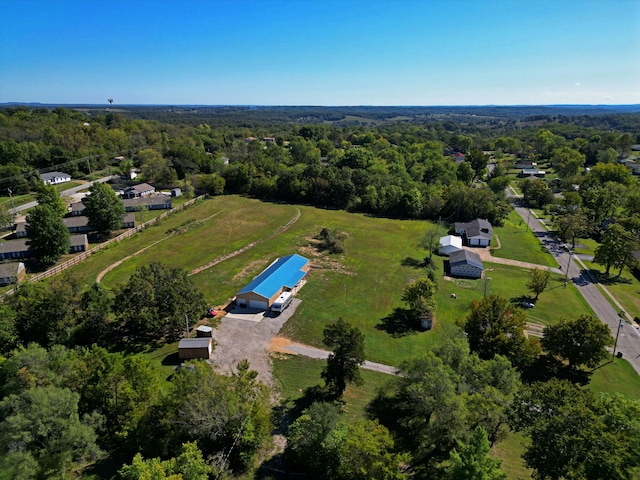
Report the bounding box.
[0,180,180,286]
[438,218,493,279]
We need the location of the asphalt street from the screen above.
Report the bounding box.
[9,175,115,216]
[509,187,640,375]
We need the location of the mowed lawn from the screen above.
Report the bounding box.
[490,210,559,267]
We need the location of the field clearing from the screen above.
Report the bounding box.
[490,210,558,267]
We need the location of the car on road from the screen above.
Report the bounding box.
[520,301,535,309]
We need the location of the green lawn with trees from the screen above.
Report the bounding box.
[2,105,640,479]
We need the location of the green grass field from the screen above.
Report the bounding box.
[490,210,558,267]
[48,195,640,480]
[581,260,640,321]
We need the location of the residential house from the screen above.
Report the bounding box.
[515,160,537,169]
[438,235,463,256]
[122,213,136,228]
[71,202,85,216]
[449,250,484,278]
[63,216,92,233]
[123,196,172,212]
[235,254,309,311]
[454,219,493,247]
[0,239,30,260]
[121,183,155,199]
[15,222,27,238]
[0,262,26,286]
[40,171,71,185]
[69,234,89,253]
[519,168,546,178]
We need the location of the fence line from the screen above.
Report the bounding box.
[1,194,207,297]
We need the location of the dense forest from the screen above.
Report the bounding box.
[1,105,640,479]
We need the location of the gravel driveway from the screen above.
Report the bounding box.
[210,299,300,385]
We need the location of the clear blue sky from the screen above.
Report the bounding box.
[1,0,638,106]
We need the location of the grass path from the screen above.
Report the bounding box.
[189,208,301,276]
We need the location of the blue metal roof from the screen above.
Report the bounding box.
[238,254,309,299]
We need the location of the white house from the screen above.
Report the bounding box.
[40,171,71,185]
[438,235,463,256]
[454,219,493,247]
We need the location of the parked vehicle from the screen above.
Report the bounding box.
[520,301,535,309]
[271,291,293,313]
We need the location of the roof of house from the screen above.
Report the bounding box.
[238,254,309,299]
[123,196,171,208]
[70,234,88,247]
[0,239,29,255]
[0,262,24,278]
[41,171,71,181]
[125,183,155,194]
[178,338,212,349]
[123,213,135,224]
[15,222,26,234]
[455,219,493,239]
[439,235,462,248]
[449,249,484,270]
[63,216,89,228]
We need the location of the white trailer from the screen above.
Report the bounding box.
[271,291,293,313]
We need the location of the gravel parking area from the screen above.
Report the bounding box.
[210,299,300,385]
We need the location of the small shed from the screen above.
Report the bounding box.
[195,325,213,338]
[438,235,463,256]
[0,262,26,286]
[171,188,182,197]
[178,338,213,360]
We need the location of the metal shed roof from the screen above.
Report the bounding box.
[449,249,484,270]
[237,254,309,300]
[178,338,212,349]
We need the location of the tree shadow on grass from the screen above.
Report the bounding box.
[401,256,423,268]
[591,270,632,285]
[376,308,419,337]
[520,354,591,385]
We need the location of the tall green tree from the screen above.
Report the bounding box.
[594,223,637,276]
[321,318,366,398]
[460,294,540,369]
[35,181,67,217]
[114,262,207,343]
[83,181,125,236]
[509,380,640,480]
[119,442,212,480]
[0,386,102,479]
[446,426,507,480]
[25,204,70,265]
[401,276,437,319]
[526,268,551,300]
[541,315,613,369]
[551,146,585,179]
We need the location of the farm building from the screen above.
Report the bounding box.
[235,254,309,311]
[178,338,213,360]
[41,171,71,185]
[438,235,463,256]
[454,219,493,247]
[449,250,485,278]
[0,262,26,286]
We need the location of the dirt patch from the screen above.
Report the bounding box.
[269,336,292,353]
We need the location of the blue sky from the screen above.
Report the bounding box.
[1,0,638,105]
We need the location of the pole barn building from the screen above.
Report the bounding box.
[235,254,310,311]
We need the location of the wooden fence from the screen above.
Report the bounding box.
[1,194,207,297]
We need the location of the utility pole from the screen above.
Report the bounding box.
[612,316,624,361]
[563,249,574,287]
[7,188,15,226]
[185,314,190,338]
[526,208,532,232]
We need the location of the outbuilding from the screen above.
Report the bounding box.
[178,337,213,360]
[438,235,463,256]
[449,250,485,278]
[0,262,26,286]
[235,254,309,311]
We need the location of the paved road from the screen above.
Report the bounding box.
[9,175,115,215]
[508,187,640,375]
